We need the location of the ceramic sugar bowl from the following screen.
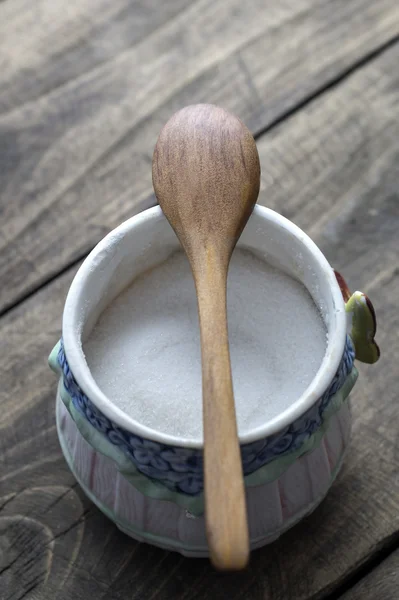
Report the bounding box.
[49,204,379,557]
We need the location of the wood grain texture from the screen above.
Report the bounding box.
[153,104,261,569]
[340,550,399,600]
[1,38,399,598]
[0,0,398,313]
[0,0,192,114]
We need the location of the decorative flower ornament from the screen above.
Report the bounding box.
[335,270,380,364]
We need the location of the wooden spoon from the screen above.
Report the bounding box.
[152,104,260,570]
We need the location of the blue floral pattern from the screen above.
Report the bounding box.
[57,337,355,496]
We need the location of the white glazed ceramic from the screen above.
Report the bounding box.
[49,204,376,557]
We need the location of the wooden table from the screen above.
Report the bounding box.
[1,1,398,598]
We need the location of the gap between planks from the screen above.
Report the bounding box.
[324,532,399,600]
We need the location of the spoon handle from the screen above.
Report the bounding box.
[196,253,249,571]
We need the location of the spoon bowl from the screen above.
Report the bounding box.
[152,104,260,266]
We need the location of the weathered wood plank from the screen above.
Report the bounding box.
[0,0,192,114]
[340,550,399,600]
[255,39,399,289]
[1,42,399,599]
[0,0,398,313]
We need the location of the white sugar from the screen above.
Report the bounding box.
[83,249,327,441]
